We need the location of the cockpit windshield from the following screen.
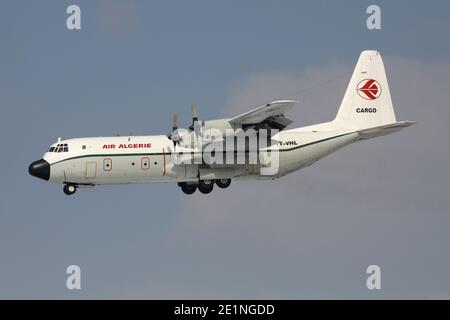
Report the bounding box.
[48,143,69,153]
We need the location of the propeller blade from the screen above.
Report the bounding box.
[191,102,198,122]
[172,112,178,132]
[170,112,182,146]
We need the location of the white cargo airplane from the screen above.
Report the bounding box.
[29,50,414,195]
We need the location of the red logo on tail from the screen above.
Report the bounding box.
[357,79,382,100]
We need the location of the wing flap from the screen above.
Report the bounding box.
[229,100,298,127]
[251,115,294,131]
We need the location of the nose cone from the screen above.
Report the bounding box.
[28,159,50,181]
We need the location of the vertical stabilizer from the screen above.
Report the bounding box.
[334,50,396,129]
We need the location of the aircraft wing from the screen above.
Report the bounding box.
[229,100,298,131]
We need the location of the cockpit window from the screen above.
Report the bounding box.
[49,143,69,153]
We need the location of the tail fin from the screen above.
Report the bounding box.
[334,50,396,129]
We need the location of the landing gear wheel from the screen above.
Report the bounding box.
[180,183,197,195]
[63,184,77,195]
[198,179,214,194]
[215,179,231,189]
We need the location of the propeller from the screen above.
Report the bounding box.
[169,102,202,149]
[169,112,182,146]
[190,102,202,135]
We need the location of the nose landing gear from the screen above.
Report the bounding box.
[63,184,77,195]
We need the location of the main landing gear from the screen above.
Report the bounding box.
[215,179,232,189]
[179,183,197,195]
[198,179,214,194]
[178,179,231,195]
[63,184,77,195]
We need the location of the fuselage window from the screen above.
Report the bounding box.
[103,158,112,171]
[141,157,150,170]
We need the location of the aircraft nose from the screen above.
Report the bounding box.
[28,159,50,181]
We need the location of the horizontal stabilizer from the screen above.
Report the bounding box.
[356,121,415,140]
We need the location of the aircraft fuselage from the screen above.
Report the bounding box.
[30,125,357,187]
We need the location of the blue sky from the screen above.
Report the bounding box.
[1,0,450,299]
